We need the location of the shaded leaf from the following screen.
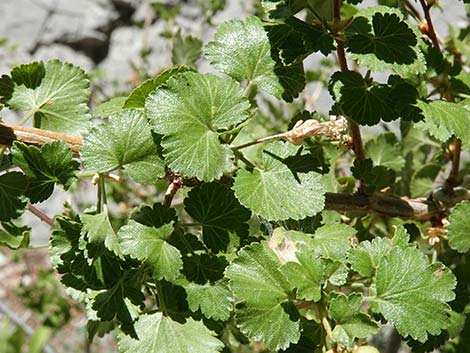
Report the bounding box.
[172,33,202,66]
[0,221,30,249]
[0,171,27,221]
[12,141,79,203]
[184,182,251,252]
[448,201,470,253]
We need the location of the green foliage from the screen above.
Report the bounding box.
[1,1,470,352]
[0,60,91,134]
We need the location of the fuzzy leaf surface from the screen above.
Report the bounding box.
[0,60,90,134]
[448,201,470,253]
[172,34,202,66]
[146,72,250,181]
[374,247,456,342]
[415,100,470,143]
[0,172,27,221]
[233,142,325,221]
[184,182,251,252]
[184,280,233,321]
[124,66,194,109]
[205,16,282,97]
[226,242,300,350]
[81,110,165,180]
[11,141,79,203]
[118,312,224,353]
[118,221,182,281]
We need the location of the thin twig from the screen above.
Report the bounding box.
[28,204,54,226]
[0,123,82,157]
[404,0,423,21]
[418,0,440,50]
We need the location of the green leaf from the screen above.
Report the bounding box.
[93,96,127,118]
[0,221,30,249]
[184,182,251,252]
[374,247,456,342]
[280,246,323,301]
[448,201,470,253]
[124,65,194,109]
[184,280,233,321]
[415,100,470,143]
[205,16,283,97]
[172,33,202,66]
[349,226,409,278]
[365,132,405,172]
[132,203,177,228]
[345,7,425,76]
[309,223,356,262]
[262,0,333,20]
[146,72,250,181]
[351,159,395,194]
[0,60,91,135]
[80,206,122,258]
[226,242,300,350]
[81,109,165,180]
[182,253,227,284]
[233,142,325,221]
[329,293,379,347]
[0,171,27,221]
[118,312,224,353]
[118,221,182,281]
[11,141,79,203]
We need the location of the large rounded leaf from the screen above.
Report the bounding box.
[233,142,325,221]
[146,72,250,181]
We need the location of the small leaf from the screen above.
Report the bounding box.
[448,201,470,253]
[146,72,250,181]
[345,7,425,76]
[132,203,177,228]
[124,65,194,109]
[0,60,91,135]
[365,132,405,172]
[118,221,182,281]
[184,280,233,321]
[233,142,325,221]
[80,206,122,258]
[226,242,300,350]
[81,109,165,180]
[0,221,30,249]
[280,246,323,301]
[309,223,356,262]
[351,159,395,194]
[94,97,127,118]
[330,293,379,347]
[415,100,470,143]
[12,141,79,203]
[184,182,251,252]
[0,171,27,221]
[205,16,283,97]
[172,33,202,66]
[374,247,456,342]
[182,253,227,284]
[118,313,224,353]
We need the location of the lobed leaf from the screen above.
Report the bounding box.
[184,182,251,252]
[184,280,233,321]
[81,109,165,182]
[146,72,250,181]
[233,142,325,221]
[0,171,27,221]
[0,60,91,135]
[11,141,79,203]
[374,247,456,342]
[118,312,224,353]
[447,201,470,253]
[118,221,182,281]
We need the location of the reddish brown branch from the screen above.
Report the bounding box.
[28,204,54,226]
[419,0,440,50]
[0,123,82,157]
[446,139,462,188]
